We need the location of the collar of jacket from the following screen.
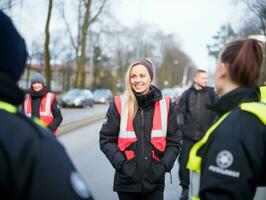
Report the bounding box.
[133,85,162,109]
[0,73,25,106]
[190,84,210,93]
[27,86,48,97]
[210,86,259,116]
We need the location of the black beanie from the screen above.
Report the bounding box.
[131,57,154,81]
[0,11,27,82]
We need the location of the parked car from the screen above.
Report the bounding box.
[162,87,185,105]
[172,87,185,105]
[93,89,113,104]
[161,88,175,99]
[61,89,94,108]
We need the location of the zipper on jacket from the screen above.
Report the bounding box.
[140,109,145,190]
[170,171,172,184]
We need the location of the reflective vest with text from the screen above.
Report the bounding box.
[186,86,266,200]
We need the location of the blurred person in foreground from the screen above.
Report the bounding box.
[177,69,218,200]
[0,11,94,200]
[187,38,266,200]
[22,72,62,136]
[99,57,181,200]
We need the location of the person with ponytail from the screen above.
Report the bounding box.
[186,38,266,200]
[99,57,181,200]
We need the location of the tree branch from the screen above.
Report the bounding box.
[89,0,107,24]
[61,3,77,51]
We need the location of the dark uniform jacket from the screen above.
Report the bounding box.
[198,86,266,200]
[25,87,63,132]
[99,85,181,192]
[0,74,93,200]
[177,85,218,141]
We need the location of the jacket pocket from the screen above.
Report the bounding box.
[148,158,166,184]
[114,157,139,186]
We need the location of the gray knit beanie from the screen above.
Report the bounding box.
[131,57,154,81]
[31,73,45,85]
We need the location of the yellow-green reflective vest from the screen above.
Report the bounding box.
[260,86,266,103]
[0,101,17,113]
[0,101,46,128]
[186,87,266,200]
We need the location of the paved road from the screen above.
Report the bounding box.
[61,104,108,125]
[59,121,182,200]
[59,107,266,200]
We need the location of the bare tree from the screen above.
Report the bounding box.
[60,0,82,71]
[59,0,107,88]
[156,33,194,88]
[74,0,107,88]
[242,0,266,36]
[101,22,194,90]
[0,0,17,11]
[207,23,236,59]
[26,41,44,88]
[238,16,262,37]
[240,0,266,84]
[44,0,53,89]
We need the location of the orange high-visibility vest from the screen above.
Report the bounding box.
[114,95,170,160]
[24,92,58,135]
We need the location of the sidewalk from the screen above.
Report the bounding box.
[58,106,107,135]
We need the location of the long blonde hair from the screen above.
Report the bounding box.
[124,63,138,118]
[123,58,154,118]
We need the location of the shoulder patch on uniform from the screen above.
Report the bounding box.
[208,150,240,178]
[216,150,233,169]
[70,171,91,199]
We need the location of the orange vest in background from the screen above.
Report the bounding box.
[114,95,170,160]
[24,92,58,136]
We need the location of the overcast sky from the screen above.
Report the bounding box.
[113,0,243,72]
[11,0,243,72]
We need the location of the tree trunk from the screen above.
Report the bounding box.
[74,0,91,88]
[44,0,53,90]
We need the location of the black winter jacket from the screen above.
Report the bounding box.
[198,86,266,200]
[99,85,181,192]
[24,87,63,132]
[177,85,218,141]
[0,73,93,200]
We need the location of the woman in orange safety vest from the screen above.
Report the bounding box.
[99,57,181,200]
[23,73,63,136]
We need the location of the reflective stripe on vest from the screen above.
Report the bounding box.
[186,112,230,200]
[260,86,266,103]
[240,102,266,125]
[114,95,170,160]
[151,97,170,160]
[24,93,55,118]
[24,93,56,134]
[0,101,45,128]
[0,101,17,113]
[187,96,266,199]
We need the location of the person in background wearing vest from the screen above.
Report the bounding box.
[187,38,266,200]
[99,57,181,200]
[176,69,219,200]
[0,11,94,200]
[22,73,63,136]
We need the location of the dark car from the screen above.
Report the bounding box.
[93,89,113,104]
[61,89,94,108]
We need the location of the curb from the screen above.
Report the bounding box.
[58,113,105,136]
